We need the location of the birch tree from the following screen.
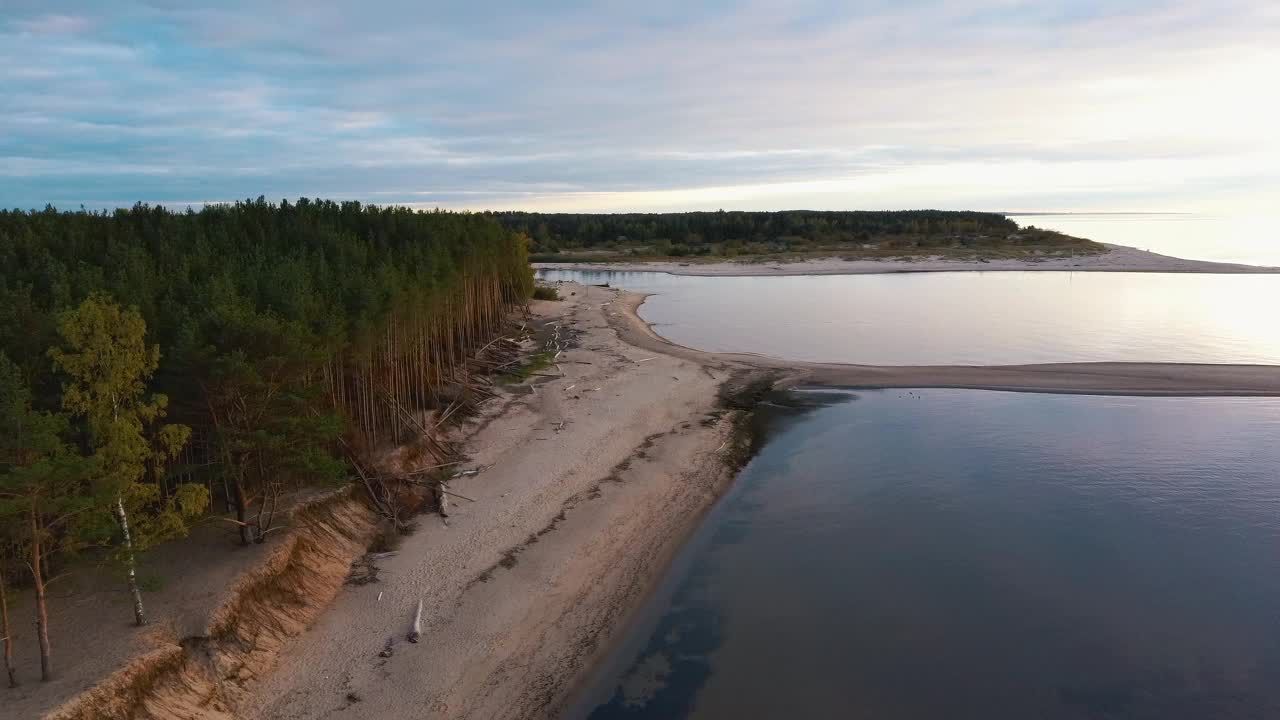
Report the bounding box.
[48,295,207,627]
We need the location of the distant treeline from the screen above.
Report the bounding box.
[490,210,1095,257]
[0,198,532,680]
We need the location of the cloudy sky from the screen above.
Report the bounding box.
[3,0,1278,212]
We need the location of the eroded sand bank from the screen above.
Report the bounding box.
[246,284,741,720]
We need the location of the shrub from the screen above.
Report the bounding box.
[532,285,560,301]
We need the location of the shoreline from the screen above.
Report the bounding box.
[537,243,1280,277]
[242,283,751,720]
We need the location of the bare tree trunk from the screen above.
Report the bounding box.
[436,481,450,518]
[1,566,16,687]
[255,468,279,544]
[114,497,147,627]
[232,472,250,546]
[30,508,52,681]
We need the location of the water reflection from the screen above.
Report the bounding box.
[1012,214,1280,267]
[539,270,1280,365]
[569,391,1280,720]
[575,390,853,720]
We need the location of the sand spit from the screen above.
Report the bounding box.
[536,243,1280,277]
[609,293,1280,397]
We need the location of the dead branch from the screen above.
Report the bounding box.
[440,487,476,503]
[406,460,465,475]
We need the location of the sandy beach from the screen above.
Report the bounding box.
[243,284,742,720]
[536,243,1280,276]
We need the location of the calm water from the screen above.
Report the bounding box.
[1013,214,1280,267]
[540,270,1280,365]
[569,390,1280,720]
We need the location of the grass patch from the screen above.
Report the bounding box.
[500,350,556,383]
[531,285,561,301]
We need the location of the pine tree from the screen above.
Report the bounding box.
[0,559,14,687]
[0,353,92,681]
[1,200,535,562]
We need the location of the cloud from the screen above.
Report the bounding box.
[11,13,93,35]
[0,0,1277,211]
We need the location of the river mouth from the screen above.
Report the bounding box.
[568,389,1280,720]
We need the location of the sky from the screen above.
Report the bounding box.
[2,0,1278,213]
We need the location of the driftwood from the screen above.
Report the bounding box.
[408,599,424,643]
[399,476,477,504]
[442,487,476,502]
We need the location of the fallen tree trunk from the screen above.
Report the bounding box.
[408,598,424,643]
